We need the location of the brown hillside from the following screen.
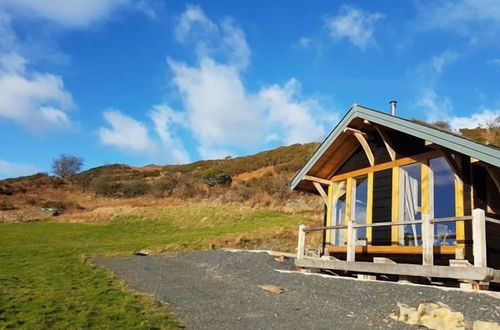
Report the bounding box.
[0,143,322,223]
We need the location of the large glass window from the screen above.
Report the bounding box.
[430,157,456,245]
[331,181,346,246]
[353,176,368,243]
[400,163,422,246]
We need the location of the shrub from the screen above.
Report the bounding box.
[202,168,232,187]
[153,176,179,197]
[91,177,124,197]
[0,201,15,211]
[121,180,151,198]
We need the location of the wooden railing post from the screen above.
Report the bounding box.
[472,208,487,268]
[346,221,356,262]
[422,214,434,266]
[297,224,306,260]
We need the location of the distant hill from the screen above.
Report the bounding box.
[0,143,321,222]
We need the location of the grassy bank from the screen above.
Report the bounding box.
[0,205,312,328]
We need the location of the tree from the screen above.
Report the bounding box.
[431,120,452,131]
[52,154,83,178]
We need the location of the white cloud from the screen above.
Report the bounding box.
[164,5,334,160]
[0,52,74,132]
[326,5,384,50]
[149,105,190,164]
[430,51,459,74]
[174,5,250,70]
[0,0,130,28]
[416,0,500,42]
[0,158,40,179]
[99,110,157,154]
[416,88,454,122]
[259,79,326,144]
[98,107,190,164]
[449,109,500,130]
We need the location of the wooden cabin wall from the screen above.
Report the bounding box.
[472,165,500,269]
[372,169,392,245]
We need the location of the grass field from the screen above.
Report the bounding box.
[0,205,313,329]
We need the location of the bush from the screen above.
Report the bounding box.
[121,180,151,198]
[91,177,124,197]
[202,168,232,187]
[153,176,179,197]
[0,201,15,211]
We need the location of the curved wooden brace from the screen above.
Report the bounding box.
[373,125,396,161]
[345,128,374,166]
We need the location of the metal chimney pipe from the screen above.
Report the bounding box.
[389,100,397,116]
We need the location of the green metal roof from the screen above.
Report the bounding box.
[290,104,500,190]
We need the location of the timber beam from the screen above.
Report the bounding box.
[312,182,328,206]
[363,121,396,161]
[486,165,500,192]
[295,257,500,283]
[344,127,375,166]
[303,175,331,186]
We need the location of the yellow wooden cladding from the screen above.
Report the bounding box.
[345,178,355,227]
[391,167,400,245]
[325,183,334,245]
[421,161,430,216]
[455,176,465,245]
[366,172,374,244]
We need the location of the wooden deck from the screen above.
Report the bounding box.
[295,257,500,283]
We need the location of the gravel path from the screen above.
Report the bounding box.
[94,250,499,329]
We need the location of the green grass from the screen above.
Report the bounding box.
[0,205,307,329]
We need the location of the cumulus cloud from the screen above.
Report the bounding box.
[165,6,333,159]
[0,158,40,179]
[0,0,131,28]
[415,0,500,42]
[449,109,500,130]
[98,107,190,164]
[99,110,157,154]
[149,105,190,164]
[0,52,74,132]
[98,5,334,162]
[326,5,384,50]
[174,5,251,70]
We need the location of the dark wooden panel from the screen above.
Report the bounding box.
[372,169,392,245]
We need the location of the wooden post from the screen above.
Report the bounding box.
[472,208,487,268]
[347,221,356,262]
[297,224,306,260]
[422,214,434,266]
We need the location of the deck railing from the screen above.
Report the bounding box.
[297,208,498,268]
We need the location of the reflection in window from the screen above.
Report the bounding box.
[430,157,456,245]
[331,181,346,246]
[400,163,422,246]
[353,176,368,242]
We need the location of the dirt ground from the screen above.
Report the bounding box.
[95,250,500,330]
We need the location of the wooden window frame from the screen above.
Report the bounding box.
[325,150,466,254]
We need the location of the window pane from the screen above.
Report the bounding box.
[354,176,368,242]
[430,157,456,245]
[400,163,422,246]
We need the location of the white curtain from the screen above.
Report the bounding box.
[402,170,419,245]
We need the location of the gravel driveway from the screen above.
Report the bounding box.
[94,250,499,329]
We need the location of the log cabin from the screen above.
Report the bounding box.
[291,102,500,287]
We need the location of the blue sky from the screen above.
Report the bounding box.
[0,0,499,178]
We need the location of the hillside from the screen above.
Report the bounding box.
[0,143,322,222]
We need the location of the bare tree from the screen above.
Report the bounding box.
[431,120,452,131]
[52,154,83,178]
